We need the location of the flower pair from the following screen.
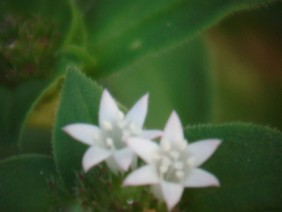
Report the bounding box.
[63,90,221,210]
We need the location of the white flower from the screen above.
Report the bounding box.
[63,89,162,173]
[123,111,221,210]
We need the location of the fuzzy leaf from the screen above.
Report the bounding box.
[0,155,57,211]
[52,68,102,187]
[182,123,282,211]
[18,76,64,155]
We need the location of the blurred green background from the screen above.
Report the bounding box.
[99,1,282,129]
[0,0,282,210]
[1,0,281,156]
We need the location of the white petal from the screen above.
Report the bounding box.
[82,146,111,172]
[99,89,119,125]
[106,156,121,173]
[125,93,148,127]
[139,129,163,139]
[113,148,133,171]
[62,123,102,145]
[162,111,184,143]
[127,138,160,163]
[189,139,221,167]
[123,165,159,186]
[161,180,184,210]
[183,168,220,187]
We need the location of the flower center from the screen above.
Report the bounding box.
[101,110,142,150]
[155,141,194,183]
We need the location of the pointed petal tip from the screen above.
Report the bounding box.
[100,89,110,101]
[142,92,149,101]
[125,93,149,127]
[188,138,222,167]
[137,93,149,109]
[212,177,220,187]
[99,89,120,124]
[171,110,178,117]
[102,88,110,96]
[61,123,103,146]
[62,125,72,133]
[62,124,81,134]
[209,139,222,150]
[163,111,184,142]
[101,89,114,103]
[203,175,220,187]
[83,159,93,172]
[83,164,91,173]
[170,110,181,121]
[204,138,222,148]
[141,94,149,108]
[184,168,220,188]
[211,138,222,146]
[161,181,183,210]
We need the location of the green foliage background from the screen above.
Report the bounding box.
[0,0,281,210]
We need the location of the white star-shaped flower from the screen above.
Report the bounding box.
[123,111,221,210]
[63,89,162,173]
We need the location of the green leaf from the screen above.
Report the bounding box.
[63,0,87,47]
[82,0,276,76]
[0,155,57,211]
[182,123,282,211]
[0,80,48,158]
[19,76,64,154]
[52,68,102,187]
[0,81,47,141]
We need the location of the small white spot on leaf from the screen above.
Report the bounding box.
[130,39,142,50]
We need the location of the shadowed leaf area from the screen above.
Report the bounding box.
[0,155,57,211]
[180,123,282,211]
